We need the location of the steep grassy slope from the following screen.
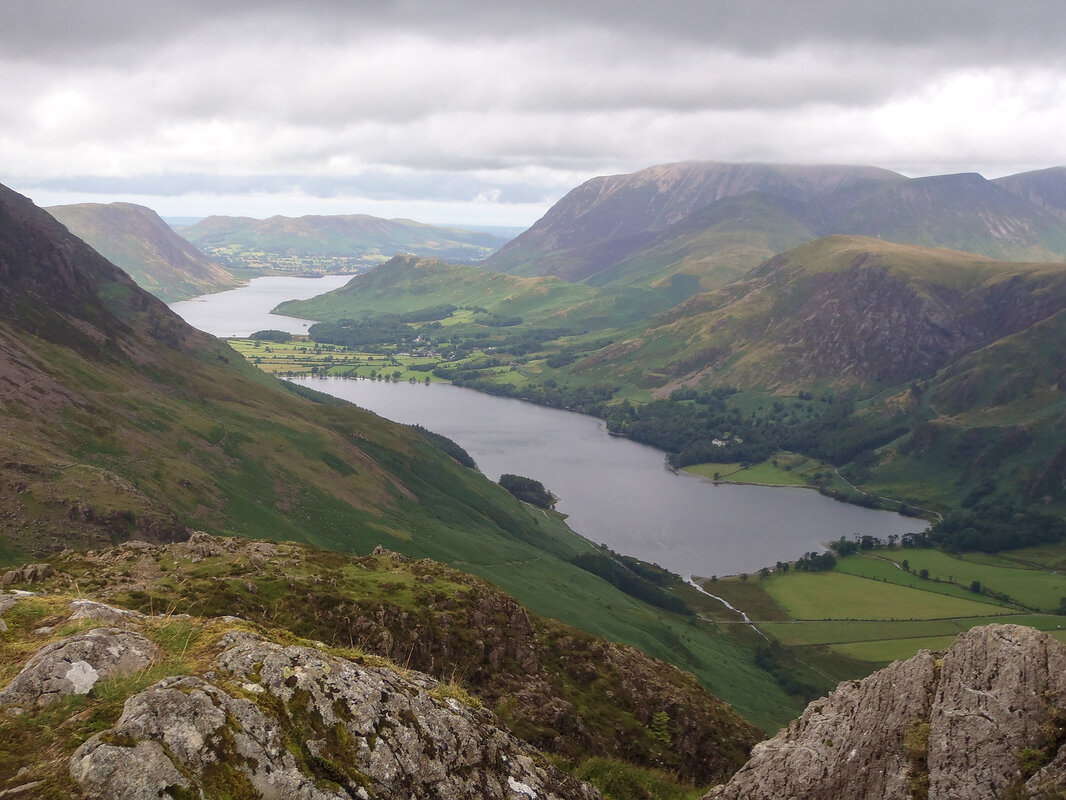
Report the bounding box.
[0,183,806,730]
[574,236,1066,394]
[178,213,510,271]
[584,192,816,295]
[277,254,679,333]
[2,187,538,561]
[46,202,239,301]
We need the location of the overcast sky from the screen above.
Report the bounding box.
[3,0,1066,227]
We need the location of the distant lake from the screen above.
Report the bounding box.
[169,274,351,337]
[291,376,927,579]
[172,277,927,579]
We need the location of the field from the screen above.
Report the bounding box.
[835,550,1066,611]
[683,451,843,489]
[763,570,1012,621]
[228,337,461,382]
[701,545,1066,666]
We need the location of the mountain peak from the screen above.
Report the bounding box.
[482,161,904,281]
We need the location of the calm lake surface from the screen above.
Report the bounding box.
[169,275,351,337]
[291,377,927,578]
[172,277,927,578]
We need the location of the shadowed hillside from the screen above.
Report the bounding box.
[46,201,239,301]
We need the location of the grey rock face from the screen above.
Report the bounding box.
[707,624,1066,800]
[0,627,161,709]
[72,630,600,800]
[68,598,145,625]
[1,563,53,587]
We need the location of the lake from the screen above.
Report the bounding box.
[169,274,352,337]
[290,376,926,578]
[172,277,927,578]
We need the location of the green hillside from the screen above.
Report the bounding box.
[277,254,598,322]
[277,253,681,336]
[573,235,1066,394]
[46,202,240,301]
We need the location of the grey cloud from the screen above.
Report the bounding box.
[5,1,1066,63]
[25,170,566,205]
[3,0,1065,222]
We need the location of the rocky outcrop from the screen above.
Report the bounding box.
[0,595,599,799]
[706,624,1066,799]
[1,562,53,587]
[30,535,760,785]
[68,629,599,800]
[0,626,160,709]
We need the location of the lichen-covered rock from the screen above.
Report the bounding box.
[72,630,601,800]
[0,627,161,709]
[706,624,1066,800]
[37,534,760,784]
[69,598,144,625]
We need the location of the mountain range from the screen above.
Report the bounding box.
[177,213,512,273]
[278,160,1066,529]
[484,161,1066,299]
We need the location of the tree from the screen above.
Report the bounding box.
[250,329,292,343]
[498,474,555,509]
[919,568,930,580]
[649,711,672,746]
[970,580,982,594]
